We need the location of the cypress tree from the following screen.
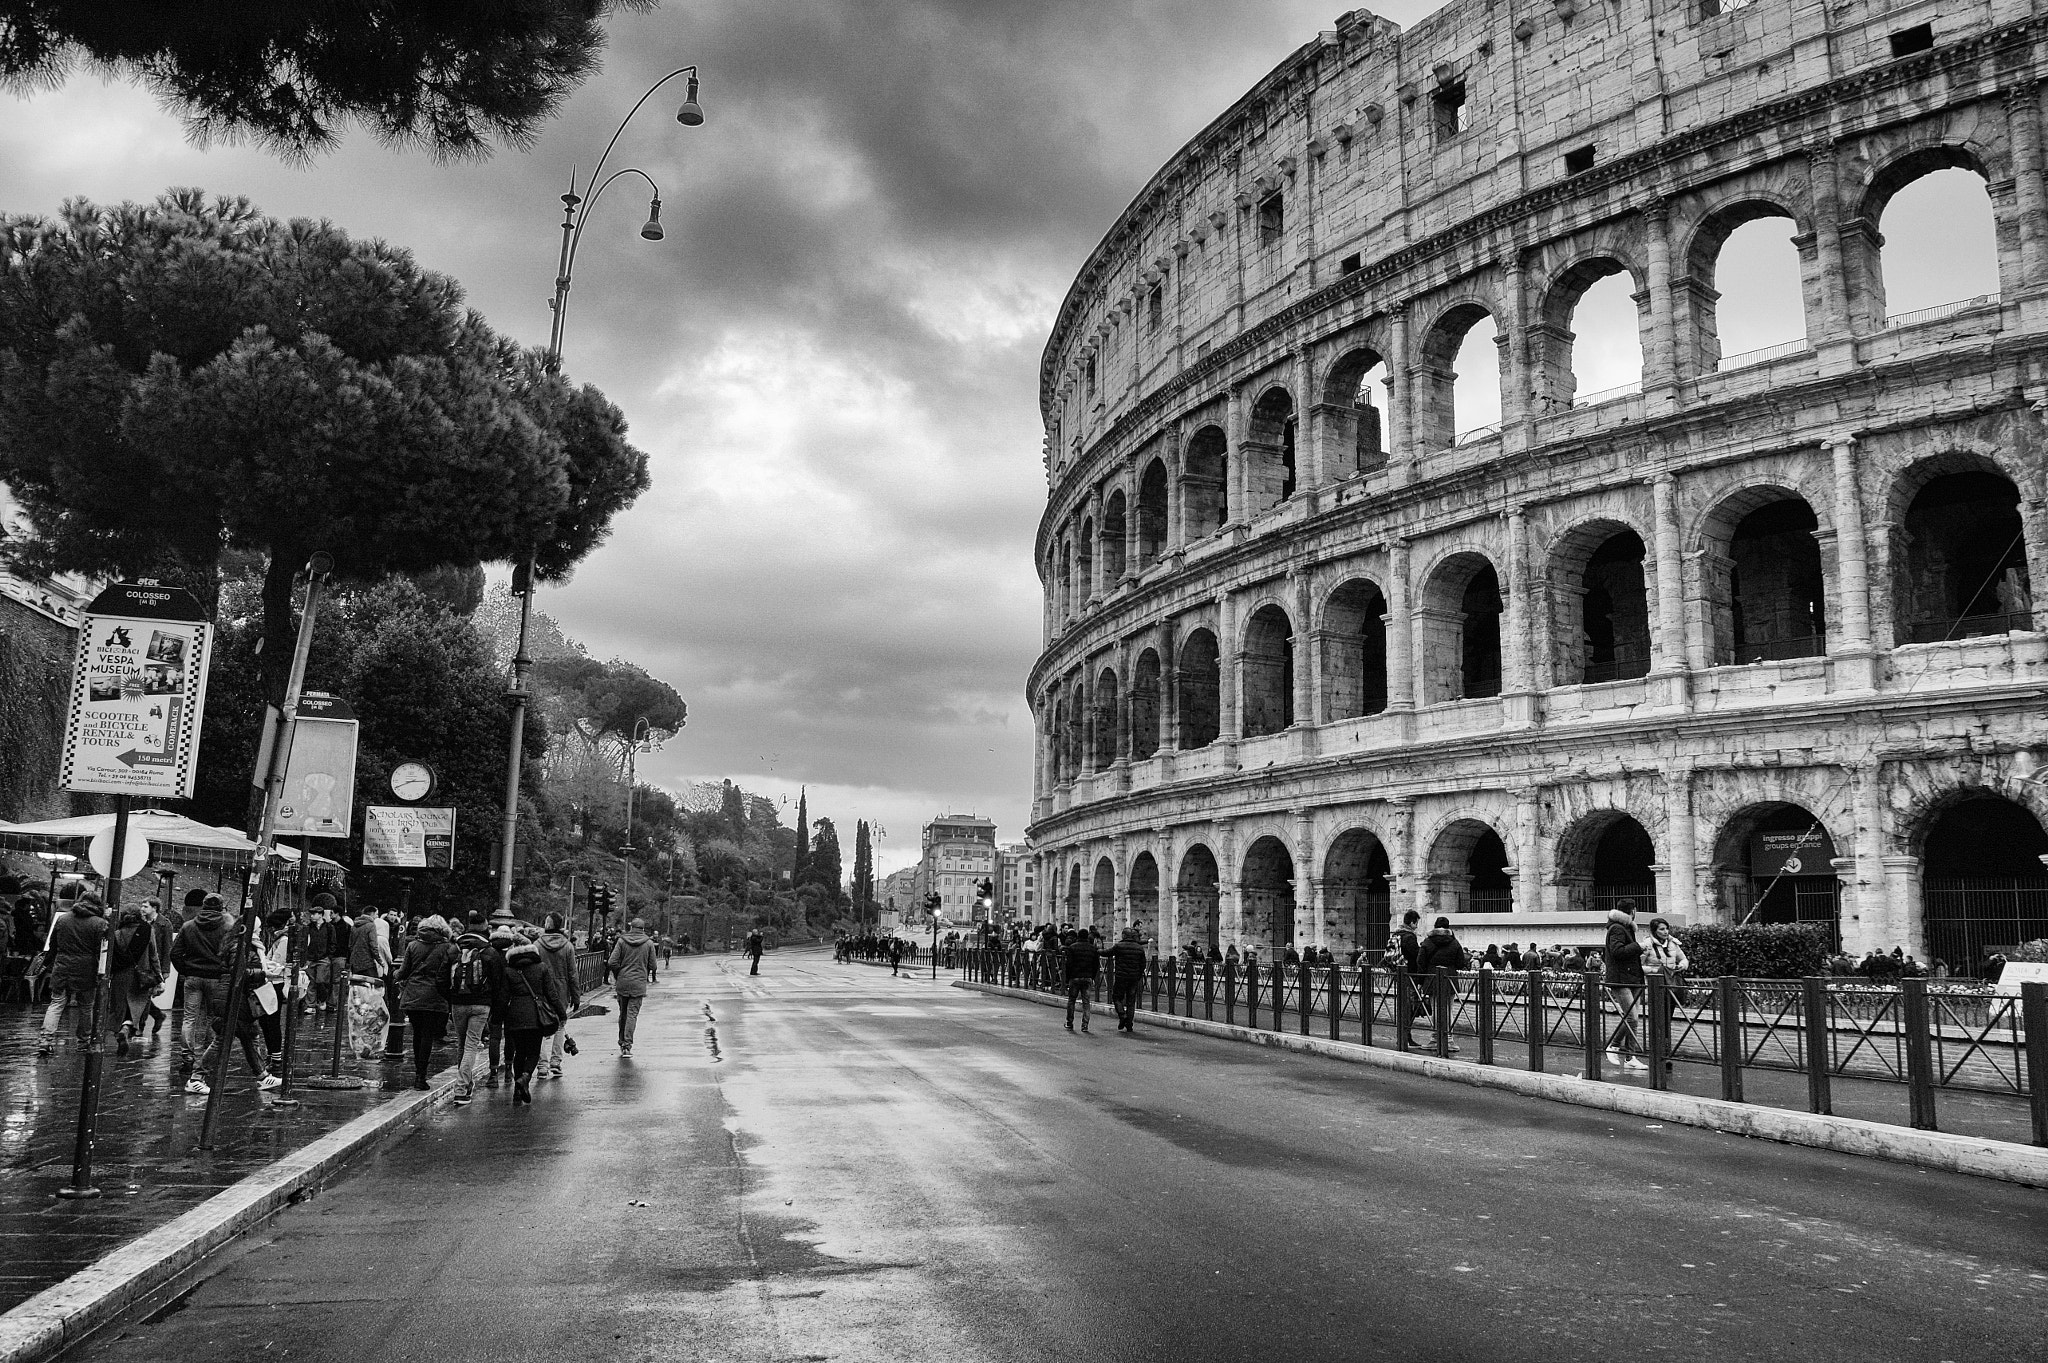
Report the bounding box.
[792,787,809,889]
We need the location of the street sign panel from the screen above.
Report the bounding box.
[363,806,456,868]
[59,582,213,798]
[272,694,358,838]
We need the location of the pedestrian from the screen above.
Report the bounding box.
[1062,925,1101,1033]
[1415,915,1468,1053]
[500,926,571,1105]
[535,913,582,1080]
[743,927,765,975]
[1108,926,1147,1032]
[1385,908,1424,1045]
[38,889,109,1057]
[170,894,277,1095]
[393,914,455,1091]
[305,905,335,1011]
[140,901,174,1036]
[1603,898,1649,1072]
[608,917,658,1056]
[446,919,505,1105]
[1480,943,1504,971]
[887,935,904,975]
[108,905,161,1055]
[317,894,352,1015]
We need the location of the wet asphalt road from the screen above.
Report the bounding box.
[72,951,2047,1362]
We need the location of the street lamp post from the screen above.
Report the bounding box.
[619,715,651,921]
[497,66,706,919]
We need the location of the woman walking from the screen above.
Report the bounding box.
[534,914,581,1080]
[500,926,571,1105]
[394,914,455,1091]
[108,906,160,1055]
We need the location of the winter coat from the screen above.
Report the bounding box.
[306,920,333,960]
[1386,927,1421,970]
[395,929,455,1013]
[500,942,570,1032]
[326,916,353,959]
[1108,939,1148,980]
[743,931,764,960]
[1062,937,1101,980]
[1644,934,1689,977]
[170,908,234,980]
[608,930,657,998]
[349,914,390,979]
[1603,910,1646,986]
[445,932,506,1007]
[1416,927,1470,975]
[48,904,110,992]
[537,931,581,1008]
[109,914,155,976]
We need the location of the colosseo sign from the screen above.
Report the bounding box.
[1749,827,1838,878]
[59,581,214,798]
[270,694,359,838]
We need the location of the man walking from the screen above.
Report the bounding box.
[607,918,658,1057]
[444,919,504,1105]
[1603,898,1649,1072]
[744,928,765,975]
[1062,927,1100,1033]
[1107,927,1147,1032]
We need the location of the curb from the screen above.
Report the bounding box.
[954,979,2048,1189]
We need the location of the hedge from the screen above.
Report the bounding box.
[1675,922,1832,980]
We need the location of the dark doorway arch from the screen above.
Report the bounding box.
[1921,794,2048,976]
[1428,819,1512,915]
[1136,458,1170,568]
[1092,667,1120,769]
[1242,836,1297,953]
[1245,388,1298,515]
[1177,629,1221,748]
[1712,803,1840,945]
[1322,579,1388,719]
[1101,491,1127,584]
[1092,857,1116,932]
[1129,852,1161,941]
[1323,829,1392,956]
[1242,604,1295,736]
[1894,469,2031,644]
[1175,844,1220,951]
[1130,649,1162,760]
[1184,426,1228,537]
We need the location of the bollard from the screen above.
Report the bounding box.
[1646,974,1670,1092]
[1902,977,1937,1131]
[1360,961,1375,1048]
[1392,963,1411,1053]
[1204,959,1215,1021]
[1223,958,1236,1027]
[1435,967,1454,1059]
[1328,964,1343,1042]
[1527,968,1546,1074]
[1716,976,1743,1104]
[1476,969,1495,1066]
[2021,982,2048,1148]
[1801,976,1831,1115]
[1582,971,1603,1081]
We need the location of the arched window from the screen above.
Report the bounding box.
[1547,527,1654,684]
[1894,468,2031,643]
[1100,491,1127,584]
[1136,458,1169,567]
[1130,649,1162,760]
[1418,304,1503,449]
[1419,553,1503,703]
[1066,863,1083,921]
[1241,836,1296,954]
[1321,579,1388,719]
[1427,819,1512,915]
[1321,347,1393,476]
[1709,495,1827,664]
[1076,517,1094,606]
[1323,829,1392,956]
[1922,794,2048,976]
[1175,844,1221,951]
[1711,803,1839,947]
[1245,388,1297,516]
[1128,852,1161,941]
[1056,540,1072,621]
[1092,667,1120,769]
[1691,206,1807,371]
[1177,629,1220,749]
[1871,158,2000,324]
[1091,857,1116,932]
[1538,259,1643,408]
[1184,426,1228,537]
[1241,604,1295,736]
[1065,678,1086,777]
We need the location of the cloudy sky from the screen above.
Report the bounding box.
[0,1,1993,873]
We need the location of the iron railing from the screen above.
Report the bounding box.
[1884,293,1999,330]
[1901,611,2035,645]
[950,950,2048,1145]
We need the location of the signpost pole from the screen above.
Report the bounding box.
[57,795,129,1199]
[202,555,335,1148]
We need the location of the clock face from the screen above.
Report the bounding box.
[390,762,435,802]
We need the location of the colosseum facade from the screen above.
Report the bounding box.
[1026,0,2048,971]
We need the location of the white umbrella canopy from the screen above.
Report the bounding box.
[0,808,343,872]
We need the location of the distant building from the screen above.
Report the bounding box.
[877,866,919,917]
[916,814,998,920]
[997,842,1037,923]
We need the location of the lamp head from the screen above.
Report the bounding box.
[640,197,664,241]
[676,74,705,126]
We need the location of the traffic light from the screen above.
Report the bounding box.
[591,882,614,917]
[924,892,941,917]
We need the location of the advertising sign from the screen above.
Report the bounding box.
[271,694,359,839]
[363,806,456,869]
[1750,827,1838,878]
[59,582,214,798]
[1992,961,2048,998]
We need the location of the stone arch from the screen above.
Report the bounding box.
[1887,453,2032,645]
[1554,808,1659,915]
[1176,626,1221,749]
[1695,484,1830,666]
[1136,457,1170,567]
[1857,145,2002,324]
[1319,345,1392,476]
[1244,385,1298,515]
[1064,675,1086,777]
[1322,826,1392,956]
[1424,814,1513,916]
[1415,298,1502,450]
[1174,842,1221,951]
[1076,517,1095,605]
[1101,489,1128,584]
[1056,538,1072,620]
[1535,254,1646,410]
[1707,802,1841,944]
[1128,850,1161,941]
[1091,856,1117,932]
[1547,517,1652,685]
[1241,602,1295,736]
[1241,834,1297,953]
[1183,425,1229,538]
[1681,195,1811,375]
[1915,790,2048,975]
[1130,648,1163,760]
[1066,861,1084,923]
[1416,549,1503,703]
[1319,576,1388,720]
[1092,665,1120,769]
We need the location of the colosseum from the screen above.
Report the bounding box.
[1026,0,2048,973]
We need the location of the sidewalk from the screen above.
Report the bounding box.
[0,999,449,1314]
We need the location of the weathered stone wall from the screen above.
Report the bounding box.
[0,593,80,823]
[1026,2,2048,962]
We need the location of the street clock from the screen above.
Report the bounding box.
[389,761,437,802]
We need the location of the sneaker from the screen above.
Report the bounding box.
[514,1080,531,1105]
[1081,1022,1090,1033]
[1445,1044,1461,1054]
[1604,1049,1622,1065]
[36,1041,52,1058]
[549,1066,563,1079]
[256,1073,283,1091]
[452,1094,473,1106]
[1065,1021,1074,1032]
[486,1073,500,1090]
[116,1022,133,1056]
[185,1076,210,1095]
[1623,1057,1649,1072]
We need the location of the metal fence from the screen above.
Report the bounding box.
[953,950,2048,1145]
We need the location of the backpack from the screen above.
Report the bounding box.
[451,945,490,996]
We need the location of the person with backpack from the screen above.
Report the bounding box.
[1415,915,1469,1054]
[39,889,109,1057]
[1385,908,1425,1048]
[108,905,161,1056]
[393,914,455,1091]
[1107,926,1148,1032]
[500,926,572,1105]
[445,920,505,1105]
[170,894,277,1095]
[608,918,658,1056]
[534,914,581,1081]
[743,927,765,975]
[1061,928,1101,1033]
